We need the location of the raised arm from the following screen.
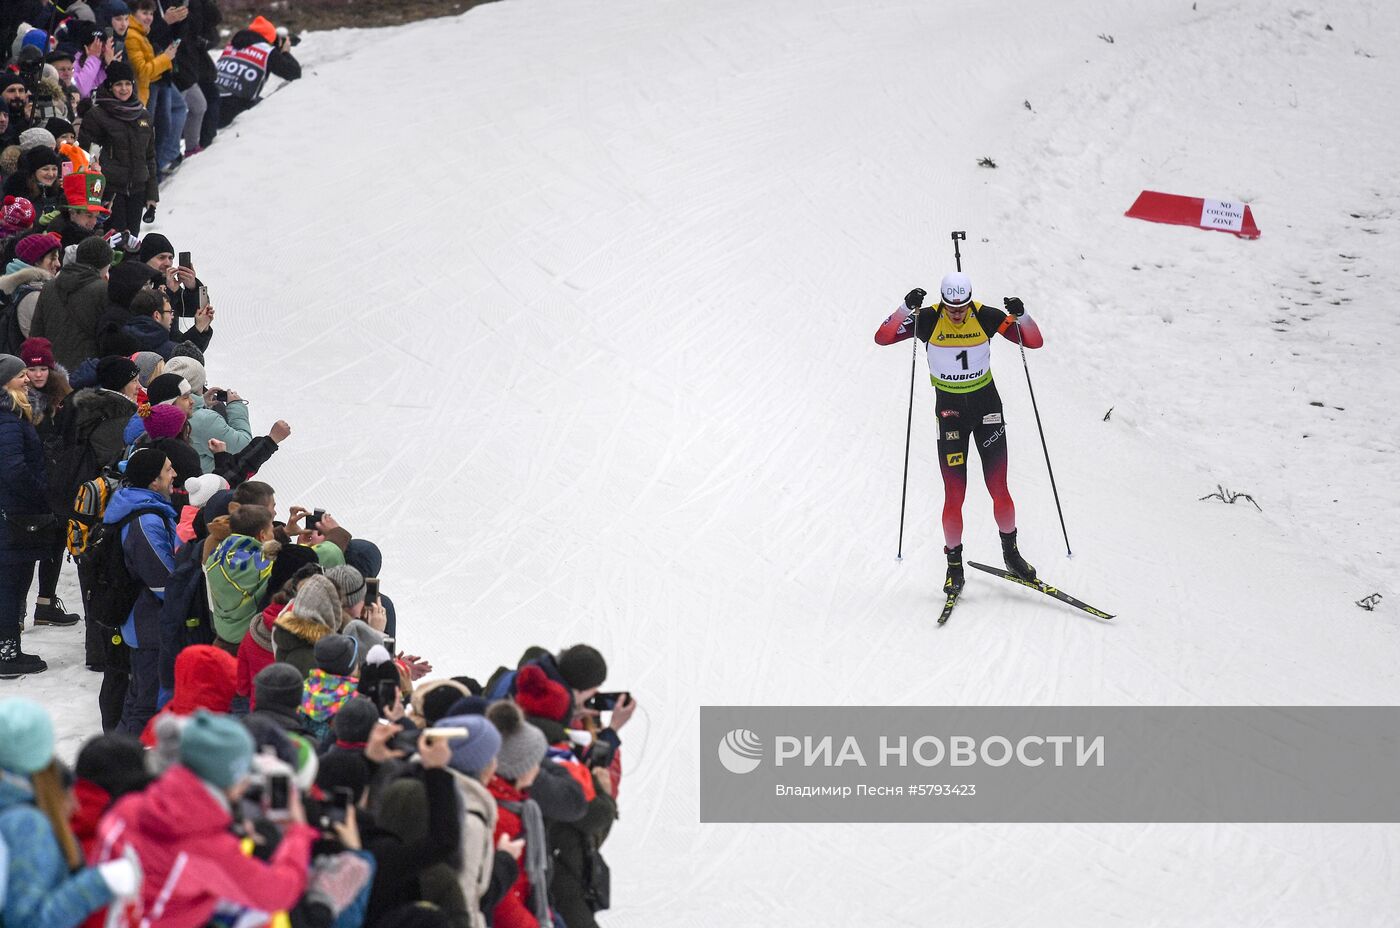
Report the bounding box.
[996,297,1043,349]
[874,288,927,345]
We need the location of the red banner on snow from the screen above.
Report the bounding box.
[1125,190,1260,239]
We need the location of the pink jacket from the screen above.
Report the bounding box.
[74,54,106,99]
[96,765,317,928]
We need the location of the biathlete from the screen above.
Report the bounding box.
[875,272,1044,594]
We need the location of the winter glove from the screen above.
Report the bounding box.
[97,848,142,899]
[1003,296,1025,317]
[305,852,374,917]
[904,288,927,311]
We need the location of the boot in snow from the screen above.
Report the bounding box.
[34,597,80,627]
[944,544,965,594]
[0,636,47,677]
[1000,530,1036,581]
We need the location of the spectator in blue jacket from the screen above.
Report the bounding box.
[0,697,142,928]
[105,445,180,735]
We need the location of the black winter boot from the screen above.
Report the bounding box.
[34,597,80,627]
[1000,530,1036,580]
[0,636,48,677]
[944,544,965,594]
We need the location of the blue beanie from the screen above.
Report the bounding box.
[179,711,254,789]
[21,30,50,53]
[0,699,54,775]
[439,714,501,778]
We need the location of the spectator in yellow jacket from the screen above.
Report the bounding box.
[125,0,174,107]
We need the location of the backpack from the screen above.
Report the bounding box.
[484,667,517,700]
[49,400,119,535]
[83,507,167,630]
[0,283,38,356]
[67,470,120,557]
[158,541,215,692]
[580,835,611,912]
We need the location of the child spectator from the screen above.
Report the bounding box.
[248,662,307,732]
[205,502,277,651]
[300,632,360,741]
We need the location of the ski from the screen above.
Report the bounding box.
[937,588,961,625]
[966,562,1115,620]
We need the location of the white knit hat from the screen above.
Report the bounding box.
[185,473,229,508]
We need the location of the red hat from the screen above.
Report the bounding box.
[514,665,571,723]
[61,170,110,216]
[18,337,56,370]
[248,15,277,43]
[1,196,35,235]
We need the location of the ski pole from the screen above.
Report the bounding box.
[896,334,916,560]
[1010,310,1072,557]
[897,231,965,560]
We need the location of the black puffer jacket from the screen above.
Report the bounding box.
[174,0,222,87]
[77,92,159,202]
[30,262,110,370]
[0,390,50,565]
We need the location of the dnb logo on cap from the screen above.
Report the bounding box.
[940,271,972,307]
[717,728,763,774]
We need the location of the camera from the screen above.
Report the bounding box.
[585,691,629,712]
[585,739,616,769]
[324,786,354,825]
[212,389,228,403]
[265,772,292,822]
[374,679,400,712]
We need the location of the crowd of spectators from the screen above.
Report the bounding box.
[1,4,635,926]
[2,0,301,236]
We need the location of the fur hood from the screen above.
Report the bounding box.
[69,386,136,424]
[273,611,337,645]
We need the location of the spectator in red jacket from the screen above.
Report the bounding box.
[139,644,236,746]
[96,710,318,927]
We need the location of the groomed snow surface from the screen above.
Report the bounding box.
[12,0,1400,923]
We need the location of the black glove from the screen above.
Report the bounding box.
[904,288,927,311]
[1003,296,1025,317]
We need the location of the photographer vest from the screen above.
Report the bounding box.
[214,41,273,103]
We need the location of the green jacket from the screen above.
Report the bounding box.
[205,534,276,643]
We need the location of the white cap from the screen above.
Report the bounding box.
[940,272,973,307]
